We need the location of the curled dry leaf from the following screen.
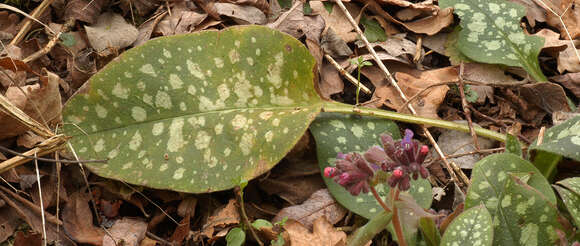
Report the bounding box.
[102,217,147,246]
[155,2,208,36]
[273,189,347,231]
[64,0,110,24]
[85,12,139,56]
[201,199,240,239]
[373,67,454,119]
[520,82,570,114]
[557,43,580,73]
[311,1,361,42]
[532,29,571,56]
[377,0,438,13]
[0,70,62,140]
[0,11,20,39]
[545,0,580,39]
[214,3,266,24]
[62,191,104,245]
[283,217,347,246]
[365,1,453,35]
[551,72,580,98]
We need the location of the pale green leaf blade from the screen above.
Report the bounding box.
[63,25,321,193]
[439,0,546,81]
[555,177,580,228]
[310,113,432,219]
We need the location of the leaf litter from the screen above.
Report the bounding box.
[0,0,578,245]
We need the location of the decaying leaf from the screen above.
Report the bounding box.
[0,70,62,140]
[545,0,580,39]
[283,217,347,246]
[62,192,105,245]
[201,199,240,239]
[85,12,139,56]
[311,1,360,42]
[102,217,148,246]
[214,3,266,24]
[551,72,580,98]
[273,189,347,230]
[374,67,454,119]
[155,2,208,36]
[436,123,496,169]
[557,43,580,73]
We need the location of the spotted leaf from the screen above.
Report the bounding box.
[554,178,580,229]
[529,116,580,161]
[440,205,493,246]
[439,0,546,81]
[491,174,562,245]
[62,26,322,193]
[310,113,432,219]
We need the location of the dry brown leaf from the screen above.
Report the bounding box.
[273,189,347,231]
[321,28,353,57]
[0,206,21,243]
[374,67,454,118]
[102,217,147,246]
[532,28,571,56]
[311,1,360,42]
[365,1,453,35]
[521,82,569,113]
[0,11,19,40]
[378,0,437,13]
[0,70,62,140]
[201,199,240,239]
[319,60,345,98]
[119,0,162,16]
[546,0,580,39]
[508,0,546,27]
[551,72,580,98]
[462,63,524,104]
[155,2,208,36]
[85,12,138,56]
[396,8,424,21]
[64,0,110,24]
[62,191,104,245]
[283,217,347,246]
[557,43,580,73]
[214,3,266,24]
[365,33,422,63]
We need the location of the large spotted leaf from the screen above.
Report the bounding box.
[529,116,580,161]
[439,0,546,81]
[310,113,432,219]
[63,25,321,193]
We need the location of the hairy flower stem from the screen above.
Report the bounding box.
[390,188,407,246]
[322,101,506,142]
[370,186,391,213]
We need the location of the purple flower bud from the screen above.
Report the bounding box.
[402,129,414,150]
[398,175,411,191]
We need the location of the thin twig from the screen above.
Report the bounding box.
[4,0,56,46]
[334,0,469,191]
[0,145,107,163]
[458,63,480,150]
[66,142,102,224]
[23,18,75,63]
[34,152,47,246]
[324,54,372,95]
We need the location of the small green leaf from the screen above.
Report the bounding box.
[323,2,333,14]
[63,26,321,193]
[310,113,431,219]
[439,0,546,81]
[465,153,556,213]
[492,174,562,245]
[59,32,76,47]
[347,211,393,246]
[464,85,479,103]
[251,219,273,229]
[226,227,246,246]
[505,134,522,156]
[277,0,292,9]
[440,205,493,246]
[303,1,313,15]
[529,116,580,161]
[360,17,387,43]
[554,177,580,229]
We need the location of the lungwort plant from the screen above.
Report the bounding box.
[62,25,579,245]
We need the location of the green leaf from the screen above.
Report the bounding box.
[310,113,432,219]
[62,25,321,193]
[347,211,393,246]
[440,205,493,246]
[251,219,273,230]
[529,116,580,161]
[360,17,387,43]
[439,0,546,81]
[418,217,440,246]
[59,32,76,47]
[323,2,333,14]
[554,177,580,229]
[492,174,562,245]
[465,153,556,213]
[531,150,561,181]
[505,134,522,156]
[226,227,246,246]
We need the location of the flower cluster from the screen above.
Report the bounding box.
[324,129,430,195]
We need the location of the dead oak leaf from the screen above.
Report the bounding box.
[283,217,347,246]
[374,67,454,119]
[546,0,580,39]
[85,12,138,56]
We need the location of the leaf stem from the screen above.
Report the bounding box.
[321,101,506,142]
[390,188,407,246]
[370,186,391,213]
